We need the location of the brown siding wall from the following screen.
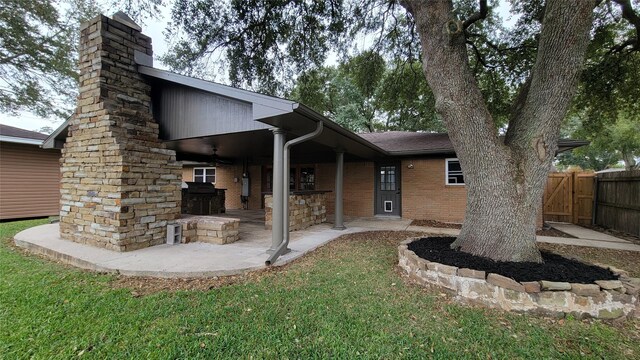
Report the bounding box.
[0,142,61,220]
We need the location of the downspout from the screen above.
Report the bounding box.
[266,120,324,265]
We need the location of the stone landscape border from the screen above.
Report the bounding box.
[398,237,639,319]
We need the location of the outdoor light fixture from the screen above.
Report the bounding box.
[407,163,414,169]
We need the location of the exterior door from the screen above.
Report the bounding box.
[375,163,401,216]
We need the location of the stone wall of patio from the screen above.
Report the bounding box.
[176,216,240,245]
[264,192,328,231]
[398,237,639,319]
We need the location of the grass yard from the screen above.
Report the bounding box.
[1,220,639,359]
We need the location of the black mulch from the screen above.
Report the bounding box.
[407,237,617,283]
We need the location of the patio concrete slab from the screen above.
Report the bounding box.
[13,219,395,278]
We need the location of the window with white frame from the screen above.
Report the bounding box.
[193,167,216,183]
[445,159,464,185]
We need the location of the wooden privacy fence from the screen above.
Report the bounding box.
[594,170,640,237]
[543,172,595,225]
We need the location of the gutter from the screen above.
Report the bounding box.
[0,136,43,146]
[266,120,324,266]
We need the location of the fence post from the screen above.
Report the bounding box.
[591,175,599,226]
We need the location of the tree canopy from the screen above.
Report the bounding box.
[0,0,163,120]
[0,0,79,118]
[289,51,443,132]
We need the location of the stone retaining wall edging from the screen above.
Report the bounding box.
[398,237,639,320]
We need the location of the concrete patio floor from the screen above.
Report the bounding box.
[14,214,415,278]
[14,214,640,278]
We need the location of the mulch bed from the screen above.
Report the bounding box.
[408,237,617,283]
[410,220,461,229]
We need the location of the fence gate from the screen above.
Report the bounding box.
[543,172,595,225]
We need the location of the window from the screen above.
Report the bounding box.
[445,159,464,185]
[379,166,397,191]
[263,165,316,192]
[289,167,297,190]
[193,167,215,183]
[299,167,315,190]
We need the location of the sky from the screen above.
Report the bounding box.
[0,1,173,133]
[0,1,517,134]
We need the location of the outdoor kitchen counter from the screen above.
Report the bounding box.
[263,191,329,231]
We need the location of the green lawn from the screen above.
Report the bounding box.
[1,220,638,359]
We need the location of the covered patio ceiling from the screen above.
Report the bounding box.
[167,129,375,165]
[141,66,388,164]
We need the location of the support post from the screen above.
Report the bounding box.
[268,128,286,254]
[266,121,323,265]
[333,150,346,230]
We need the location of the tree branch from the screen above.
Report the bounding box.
[463,0,488,30]
[466,40,498,70]
[612,0,640,51]
[505,0,594,160]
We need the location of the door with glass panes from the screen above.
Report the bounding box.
[375,163,401,216]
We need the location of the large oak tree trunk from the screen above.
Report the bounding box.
[401,0,594,262]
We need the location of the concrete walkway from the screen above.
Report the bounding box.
[537,222,640,252]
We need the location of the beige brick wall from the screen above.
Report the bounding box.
[320,158,466,223]
[401,158,467,223]
[191,158,541,226]
[316,161,374,217]
[401,158,543,226]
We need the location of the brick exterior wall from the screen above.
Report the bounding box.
[189,159,541,226]
[315,162,375,218]
[182,165,262,211]
[401,158,467,223]
[59,14,182,251]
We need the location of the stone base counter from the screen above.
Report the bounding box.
[398,237,639,320]
[176,216,240,245]
[264,191,328,231]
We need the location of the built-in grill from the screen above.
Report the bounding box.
[181,182,226,215]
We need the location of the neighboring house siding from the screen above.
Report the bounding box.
[0,142,61,220]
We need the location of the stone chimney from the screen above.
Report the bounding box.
[59,13,182,251]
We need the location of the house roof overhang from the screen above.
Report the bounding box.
[42,65,589,161]
[0,135,43,146]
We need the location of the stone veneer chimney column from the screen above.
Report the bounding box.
[59,13,182,251]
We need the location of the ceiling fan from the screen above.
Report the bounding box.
[211,147,233,165]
